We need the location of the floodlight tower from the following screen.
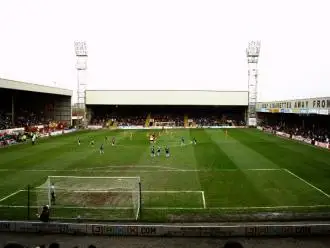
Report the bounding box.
[246,41,261,126]
[74,41,88,126]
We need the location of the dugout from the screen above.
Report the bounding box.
[0,78,73,127]
[85,90,249,126]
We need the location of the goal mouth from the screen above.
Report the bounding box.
[35,176,142,221]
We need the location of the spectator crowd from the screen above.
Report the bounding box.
[90,113,244,128]
[259,120,329,144]
[0,108,49,130]
[0,109,69,148]
[91,115,146,127]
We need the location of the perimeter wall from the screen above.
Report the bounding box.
[0,221,328,237]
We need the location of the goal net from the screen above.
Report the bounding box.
[35,176,141,221]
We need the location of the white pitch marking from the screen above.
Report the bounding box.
[70,190,203,193]
[0,190,22,202]
[25,189,203,194]
[207,204,330,210]
[201,191,206,209]
[0,168,282,173]
[1,205,330,210]
[145,207,204,210]
[88,165,184,171]
[283,169,330,198]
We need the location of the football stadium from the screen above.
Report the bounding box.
[1,80,330,224]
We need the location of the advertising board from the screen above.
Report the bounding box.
[244,225,313,237]
[308,109,318,114]
[319,109,329,115]
[138,226,158,236]
[87,224,134,236]
[15,222,69,233]
[1,221,330,237]
[276,131,290,138]
[0,127,25,135]
[292,135,305,142]
[315,142,329,149]
[0,221,15,232]
[87,125,103,130]
[63,128,77,134]
[163,226,238,237]
[49,130,63,136]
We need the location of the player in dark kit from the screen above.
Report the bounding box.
[105,136,108,142]
[50,183,56,205]
[112,137,116,146]
[90,139,95,146]
[151,146,155,157]
[165,146,170,157]
[181,137,185,146]
[100,143,104,154]
[192,137,197,145]
[157,146,161,156]
[32,133,36,145]
[77,137,81,146]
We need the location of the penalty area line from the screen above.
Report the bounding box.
[207,205,330,210]
[0,190,23,202]
[283,169,330,198]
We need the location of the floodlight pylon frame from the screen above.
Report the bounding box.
[246,41,261,126]
[74,41,88,126]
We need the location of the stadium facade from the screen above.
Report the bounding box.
[0,78,73,126]
[85,90,248,106]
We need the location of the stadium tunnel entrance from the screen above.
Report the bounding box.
[0,88,71,130]
[86,105,247,127]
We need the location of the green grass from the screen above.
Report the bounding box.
[0,128,330,222]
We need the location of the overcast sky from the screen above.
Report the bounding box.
[0,0,329,102]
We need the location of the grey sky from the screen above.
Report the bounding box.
[0,0,329,102]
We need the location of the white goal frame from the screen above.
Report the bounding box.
[46,175,142,220]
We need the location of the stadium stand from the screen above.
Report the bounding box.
[0,78,73,148]
[85,90,249,128]
[257,97,330,147]
[87,104,246,128]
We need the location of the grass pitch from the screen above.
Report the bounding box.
[0,128,330,222]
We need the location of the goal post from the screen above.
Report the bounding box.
[35,176,141,221]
